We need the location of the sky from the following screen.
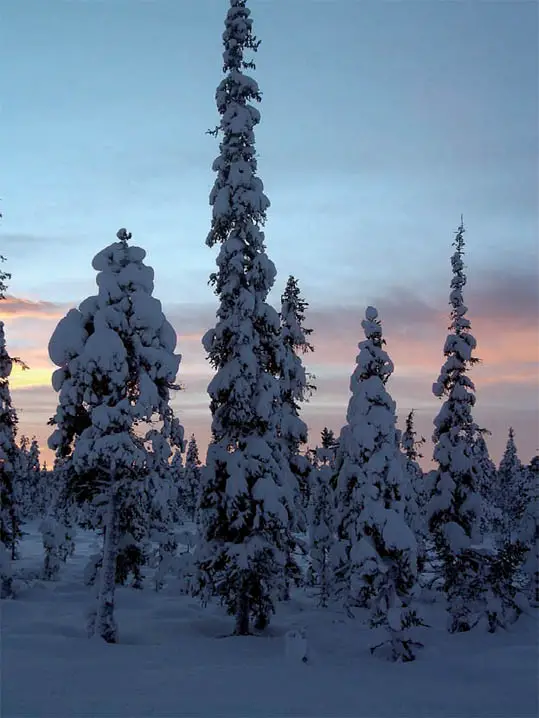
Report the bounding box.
[1,0,538,468]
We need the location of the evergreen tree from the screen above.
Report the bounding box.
[35,461,54,518]
[472,430,499,539]
[0,322,20,593]
[15,435,41,520]
[182,434,202,521]
[169,447,184,523]
[401,411,426,508]
[496,428,528,545]
[195,0,294,635]
[400,410,427,572]
[428,220,484,633]
[39,458,77,581]
[308,461,335,607]
[335,307,423,661]
[522,456,539,604]
[26,437,41,517]
[318,428,339,490]
[146,427,181,591]
[0,257,28,594]
[321,427,339,456]
[48,228,184,641]
[279,275,315,529]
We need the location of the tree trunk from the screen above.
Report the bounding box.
[235,591,250,635]
[93,491,120,643]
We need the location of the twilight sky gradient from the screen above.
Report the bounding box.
[1,0,538,468]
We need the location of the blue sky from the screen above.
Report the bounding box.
[1,0,538,465]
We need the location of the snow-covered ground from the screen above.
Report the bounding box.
[2,524,538,718]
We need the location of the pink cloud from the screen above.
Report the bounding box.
[0,295,68,320]
[6,270,538,468]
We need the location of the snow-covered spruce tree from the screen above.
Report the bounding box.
[48,228,184,642]
[471,430,499,540]
[0,256,14,597]
[13,435,28,519]
[34,461,53,519]
[169,447,184,524]
[0,320,21,594]
[0,258,29,594]
[26,437,41,518]
[428,220,487,633]
[195,0,295,635]
[321,427,339,459]
[400,411,427,573]
[308,461,335,607]
[146,428,182,591]
[522,456,539,604]
[39,458,78,581]
[182,434,202,521]
[15,435,41,520]
[495,428,528,546]
[401,411,426,511]
[335,307,423,661]
[279,275,315,531]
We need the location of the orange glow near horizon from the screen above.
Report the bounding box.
[3,292,537,468]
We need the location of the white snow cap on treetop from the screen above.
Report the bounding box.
[365,306,378,322]
[116,228,132,242]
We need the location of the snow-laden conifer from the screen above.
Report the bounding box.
[39,458,77,581]
[195,0,295,635]
[146,428,181,591]
[182,434,202,521]
[0,320,20,595]
[335,307,423,661]
[0,257,28,595]
[308,461,335,607]
[168,447,184,524]
[48,228,184,641]
[400,411,427,572]
[522,456,539,605]
[428,220,485,633]
[279,276,315,530]
[401,412,426,512]
[321,427,339,462]
[495,428,528,546]
[472,431,499,539]
[15,435,41,520]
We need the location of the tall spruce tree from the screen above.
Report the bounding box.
[39,458,78,581]
[472,430,499,539]
[48,228,184,641]
[522,456,539,604]
[195,0,294,635]
[428,219,484,633]
[169,447,184,524]
[0,256,28,594]
[400,410,427,571]
[279,275,315,529]
[308,460,335,607]
[496,428,528,545]
[321,427,339,455]
[401,411,426,507]
[0,321,21,591]
[334,307,422,661]
[182,434,202,521]
[15,435,41,520]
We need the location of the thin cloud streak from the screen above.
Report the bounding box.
[0,296,68,320]
[7,265,538,466]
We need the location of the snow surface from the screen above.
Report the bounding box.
[2,523,538,717]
